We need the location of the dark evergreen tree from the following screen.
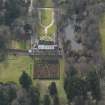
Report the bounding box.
[49,82,57,97]
[29,87,40,105]
[19,71,32,89]
[64,65,77,91]
[4,0,21,25]
[53,95,60,105]
[0,84,17,105]
[86,70,101,100]
[0,90,8,105]
[43,95,51,105]
[8,86,17,104]
[0,36,7,62]
[64,66,88,102]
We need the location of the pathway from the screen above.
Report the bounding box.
[28,0,34,14]
[38,8,55,35]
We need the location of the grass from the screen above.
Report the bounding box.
[99,14,105,56]
[0,55,33,83]
[36,23,56,41]
[36,0,57,41]
[36,8,57,41]
[11,40,30,50]
[40,9,53,26]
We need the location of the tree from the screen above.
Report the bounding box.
[63,40,71,54]
[86,70,101,100]
[0,0,5,25]
[0,83,17,105]
[49,82,57,97]
[64,66,87,103]
[12,86,40,105]
[53,95,60,105]
[12,20,33,42]
[19,71,32,89]
[65,76,87,102]
[12,88,31,105]
[8,85,17,104]
[0,26,10,62]
[4,0,21,25]
[0,89,8,105]
[0,36,7,62]
[43,95,51,105]
[29,87,40,105]
[64,65,77,92]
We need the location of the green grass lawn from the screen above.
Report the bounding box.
[36,0,57,41]
[37,8,57,41]
[0,55,33,83]
[36,23,56,41]
[11,40,30,50]
[40,9,53,26]
[99,14,105,56]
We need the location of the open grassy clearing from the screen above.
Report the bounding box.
[0,55,33,83]
[99,14,105,56]
[11,40,30,50]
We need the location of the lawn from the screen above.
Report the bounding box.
[36,0,57,41]
[11,40,30,50]
[0,55,33,83]
[36,23,56,41]
[99,14,105,56]
[36,8,57,41]
[40,9,53,26]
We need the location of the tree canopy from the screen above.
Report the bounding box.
[19,71,32,89]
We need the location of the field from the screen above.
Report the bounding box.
[99,14,105,56]
[0,55,33,83]
[11,40,30,50]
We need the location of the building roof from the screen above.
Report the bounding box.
[38,45,57,50]
[39,40,55,45]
